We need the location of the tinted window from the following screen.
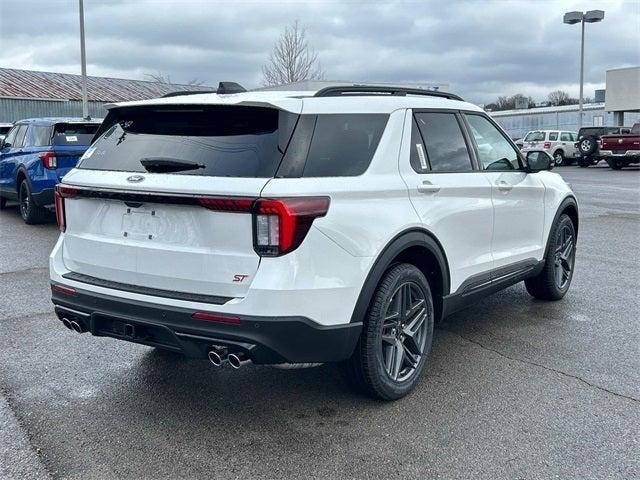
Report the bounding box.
[410,118,429,173]
[14,125,28,148]
[53,123,100,146]
[414,112,472,172]
[465,114,522,171]
[26,126,52,147]
[79,106,297,177]
[524,131,545,141]
[2,126,19,148]
[560,132,572,142]
[301,114,388,177]
[548,132,558,141]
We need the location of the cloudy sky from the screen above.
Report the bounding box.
[1,0,638,104]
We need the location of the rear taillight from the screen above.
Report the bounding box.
[196,195,330,257]
[39,151,57,169]
[192,312,241,324]
[252,197,330,256]
[54,184,78,232]
[543,142,551,149]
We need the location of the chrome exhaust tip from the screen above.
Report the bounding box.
[70,320,85,333]
[61,317,73,330]
[228,353,251,369]
[208,347,227,367]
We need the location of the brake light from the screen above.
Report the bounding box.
[54,184,78,232]
[543,142,551,149]
[252,197,330,256]
[39,151,57,169]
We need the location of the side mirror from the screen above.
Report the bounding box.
[526,150,554,172]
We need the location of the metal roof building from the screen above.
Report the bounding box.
[490,102,640,139]
[0,68,213,123]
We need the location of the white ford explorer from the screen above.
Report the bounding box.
[50,84,578,400]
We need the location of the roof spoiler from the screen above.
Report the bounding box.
[161,90,216,98]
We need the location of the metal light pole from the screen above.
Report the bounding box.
[563,10,604,129]
[79,0,89,119]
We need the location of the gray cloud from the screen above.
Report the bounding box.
[1,0,638,104]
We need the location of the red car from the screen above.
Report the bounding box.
[598,123,640,169]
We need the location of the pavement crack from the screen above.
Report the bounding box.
[445,330,640,404]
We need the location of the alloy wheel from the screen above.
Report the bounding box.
[380,281,429,382]
[19,184,29,219]
[553,224,574,289]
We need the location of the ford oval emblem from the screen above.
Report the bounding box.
[127,175,145,183]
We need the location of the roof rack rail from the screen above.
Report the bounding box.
[161,90,215,98]
[313,85,463,101]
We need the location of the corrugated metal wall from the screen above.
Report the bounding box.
[0,98,108,123]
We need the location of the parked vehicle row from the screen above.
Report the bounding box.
[575,125,635,168]
[520,130,578,166]
[587,123,640,170]
[0,118,101,222]
[48,84,578,400]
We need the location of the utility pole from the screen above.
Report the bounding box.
[79,0,89,119]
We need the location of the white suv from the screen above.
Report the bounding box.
[50,85,579,400]
[521,130,579,166]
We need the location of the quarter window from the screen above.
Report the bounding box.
[413,112,473,172]
[465,114,523,171]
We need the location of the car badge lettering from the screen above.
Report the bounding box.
[127,175,145,183]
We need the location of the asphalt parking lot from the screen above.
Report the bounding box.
[1,165,638,480]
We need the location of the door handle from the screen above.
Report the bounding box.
[496,180,513,192]
[417,181,441,194]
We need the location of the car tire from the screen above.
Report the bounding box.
[553,150,565,166]
[525,214,576,301]
[606,159,624,170]
[577,157,591,168]
[19,180,49,224]
[345,263,434,400]
[579,136,597,156]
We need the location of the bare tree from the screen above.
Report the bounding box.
[144,72,204,86]
[262,21,324,86]
[548,90,572,106]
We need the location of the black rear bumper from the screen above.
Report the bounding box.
[32,187,55,208]
[51,285,362,364]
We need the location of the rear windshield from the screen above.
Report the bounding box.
[78,106,296,177]
[53,123,100,146]
[524,131,545,141]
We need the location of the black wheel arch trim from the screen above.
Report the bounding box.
[15,166,32,193]
[544,195,579,260]
[349,228,450,324]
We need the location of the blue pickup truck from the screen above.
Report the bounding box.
[0,118,101,223]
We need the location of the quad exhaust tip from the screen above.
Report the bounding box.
[70,320,87,333]
[61,317,73,330]
[208,347,227,367]
[228,353,251,369]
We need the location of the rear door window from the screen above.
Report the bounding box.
[14,125,28,148]
[79,106,297,177]
[53,123,100,146]
[27,126,52,147]
[560,132,572,142]
[548,132,558,141]
[414,112,473,172]
[301,114,388,177]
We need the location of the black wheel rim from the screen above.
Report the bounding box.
[380,282,429,382]
[554,225,574,289]
[19,184,29,219]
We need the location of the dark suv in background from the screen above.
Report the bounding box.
[576,126,631,167]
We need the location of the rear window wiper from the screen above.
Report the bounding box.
[140,157,206,173]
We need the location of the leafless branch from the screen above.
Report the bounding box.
[262,20,324,86]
